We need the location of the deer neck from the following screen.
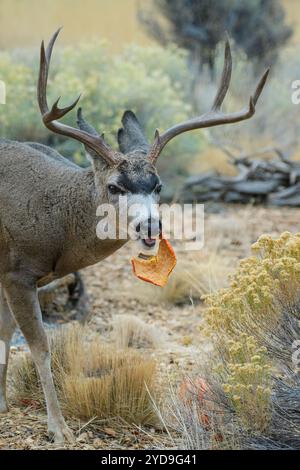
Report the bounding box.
[54,168,127,276]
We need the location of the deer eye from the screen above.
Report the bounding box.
[155,184,162,194]
[108,184,124,195]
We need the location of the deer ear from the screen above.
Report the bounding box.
[118,110,149,155]
[76,108,109,168]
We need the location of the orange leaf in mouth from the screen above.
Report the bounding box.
[131,239,177,287]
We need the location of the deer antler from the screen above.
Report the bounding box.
[38,28,121,166]
[148,39,269,164]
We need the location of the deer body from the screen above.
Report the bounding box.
[0,139,125,283]
[0,29,268,444]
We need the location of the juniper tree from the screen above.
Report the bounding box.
[139,0,292,75]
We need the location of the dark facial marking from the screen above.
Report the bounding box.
[117,171,159,194]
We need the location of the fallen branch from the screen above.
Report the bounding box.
[181,147,300,206]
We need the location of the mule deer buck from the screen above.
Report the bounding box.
[0,29,269,443]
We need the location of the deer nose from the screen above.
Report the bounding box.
[136,217,161,238]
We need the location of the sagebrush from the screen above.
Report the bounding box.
[171,232,300,449]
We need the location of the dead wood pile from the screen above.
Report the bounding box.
[181,147,300,206]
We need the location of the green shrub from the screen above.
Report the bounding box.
[0,42,205,178]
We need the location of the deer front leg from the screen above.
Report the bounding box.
[2,276,74,444]
[0,287,16,413]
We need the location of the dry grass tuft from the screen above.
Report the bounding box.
[10,325,158,426]
[111,314,163,349]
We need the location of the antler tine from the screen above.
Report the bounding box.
[43,95,81,123]
[212,37,232,111]
[43,28,82,121]
[38,28,63,115]
[38,40,49,115]
[45,27,62,64]
[252,68,270,106]
[38,29,120,165]
[148,38,269,164]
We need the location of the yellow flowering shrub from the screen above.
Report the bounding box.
[203,231,300,431]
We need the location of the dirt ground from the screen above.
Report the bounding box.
[0,204,299,450]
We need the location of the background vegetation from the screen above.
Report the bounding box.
[0,41,204,183]
[1,0,299,192]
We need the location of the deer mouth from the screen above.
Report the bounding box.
[136,220,162,252]
[142,238,157,248]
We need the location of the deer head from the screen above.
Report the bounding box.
[38,29,269,252]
